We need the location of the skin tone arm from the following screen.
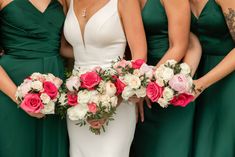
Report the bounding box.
[193,0,235,98]
[60,0,74,59]
[156,0,191,67]
[119,0,148,122]
[0,0,51,118]
[119,0,147,61]
[137,0,191,122]
[183,33,202,76]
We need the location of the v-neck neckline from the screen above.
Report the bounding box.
[71,0,112,48]
[27,0,53,14]
[191,0,210,20]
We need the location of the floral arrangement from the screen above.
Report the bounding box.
[58,67,119,135]
[16,73,63,114]
[111,58,152,101]
[146,60,195,108]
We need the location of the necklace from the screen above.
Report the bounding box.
[81,8,87,18]
[80,0,100,19]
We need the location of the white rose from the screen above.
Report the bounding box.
[67,105,88,121]
[135,86,146,98]
[124,74,141,89]
[45,73,56,82]
[58,93,67,106]
[155,79,165,87]
[90,94,100,104]
[100,94,111,107]
[66,76,81,92]
[165,60,177,67]
[186,76,194,92]
[157,98,169,108]
[162,87,174,101]
[110,96,118,107]
[31,80,43,91]
[122,86,135,100]
[180,63,191,75]
[31,73,42,80]
[40,93,51,104]
[133,69,141,77]
[40,101,55,114]
[77,90,91,104]
[154,66,164,79]
[155,66,174,82]
[161,67,174,81]
[105,81,117,97]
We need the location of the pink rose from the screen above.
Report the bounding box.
[43,81,58,100]
[139,64,154,79]
[53,77,63,88]
[112,76,126,95]
[88,102,97,114]
[169,74,189,93]
[21,79,32,97]
[114,60,131,68]
[67,93,78,106]
[113,60,132,74]
[132,59,145,69]
[170,93,194,107]
[146,82,164,102]
[20,93,44,113]
[80,72,101,90]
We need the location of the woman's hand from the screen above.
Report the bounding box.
[193,79,206,100]
[26,112,45,119]
[0,49,4,56]
[136,97,152,122]
[128,95,142,104]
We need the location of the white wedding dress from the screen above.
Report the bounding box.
[63,0,136,157]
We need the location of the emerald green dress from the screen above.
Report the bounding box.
[0,0,69,157]
[131,0,195,156]
[191,0,235,156]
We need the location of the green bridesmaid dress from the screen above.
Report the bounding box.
[131,0,195,156]
[191,0,235,156]
[0,0,69,157]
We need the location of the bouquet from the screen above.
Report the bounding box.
[59,67,119,135]
[146,60,194,108]
[16,73,63,114]
[111,58,152,101]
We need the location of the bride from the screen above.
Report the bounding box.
[62,0,147,156]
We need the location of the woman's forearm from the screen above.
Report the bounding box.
[199,48,235,88]
[156,46,187,67]
[0,66,17,103]
[183,33,202,76]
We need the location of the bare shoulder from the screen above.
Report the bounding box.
[216,0,235,41]
[118,0,140,14]
[216,0,235,7]
[0,0,13,10]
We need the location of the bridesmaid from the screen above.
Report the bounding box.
[0,0,69,157]
[131,0,199,157]
[190,0,235,156]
